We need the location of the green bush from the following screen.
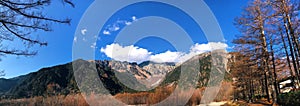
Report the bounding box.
[277,90,300,106]
[254,94,268,99]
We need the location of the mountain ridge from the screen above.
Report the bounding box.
[0,59,177,98]
[0,51,230,99]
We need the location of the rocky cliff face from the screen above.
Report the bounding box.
[139,61,176,76]
[108,60,176,79]
[107,60,176,88]
[109,60,152,79]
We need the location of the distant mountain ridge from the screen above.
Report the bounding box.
[0,51,230,99]
[0,75,26,94]
[0,59,176,98]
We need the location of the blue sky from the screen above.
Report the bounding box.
[1,0,248,78]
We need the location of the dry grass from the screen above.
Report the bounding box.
[0,93,124,106]
[115,86,176,105]
[0,82,234,106]
[115,82,234,105]
[0,94,89,106]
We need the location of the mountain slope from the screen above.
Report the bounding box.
[3,59,142,98]
[1,51,230,99]
[0,75,26,94]
[162,51,229,88]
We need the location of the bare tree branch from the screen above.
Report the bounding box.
[2,22,48,46]
[0,49,36,56]
[0,0,74,57]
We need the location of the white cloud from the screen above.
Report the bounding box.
[190,42,227,54]
[110,25,120,31]
[100,43,151,63]
[91,42,96,48]
[150,51,184,63]
[178,42,228,62]
[208,42,228,50]
[103,30,111,35]
[125,21,132,25]
[132,16,137,21]
[190,43,211,53]
[102,16,137,36]
[73,37,77,43]
[100,42,228,63]
[81,29,87,35]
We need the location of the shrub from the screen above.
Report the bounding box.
[277,90,300,106]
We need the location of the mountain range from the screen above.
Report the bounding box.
[0,51,230,99]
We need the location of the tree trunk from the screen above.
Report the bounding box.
[284,21,300,85]
[282,0,300,86]
[258,5,271,102]
[280,28,297,89]
[270,39,279,103]
[264,72,270,102]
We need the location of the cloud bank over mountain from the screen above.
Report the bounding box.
[100,42,228,63]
